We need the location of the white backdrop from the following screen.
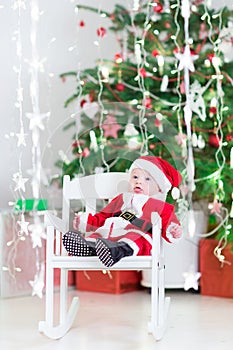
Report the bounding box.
[0,0,126,209]
[0,0,231,209]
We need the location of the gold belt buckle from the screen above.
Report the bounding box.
[120,211,135,221]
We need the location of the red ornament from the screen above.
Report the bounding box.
[208,134,220,148]
[72,141,78,149]
[82,147,90,158]
[116,83,125,92]
[143,97,152,109]
[154,118,162,128]
[110,13,115,20]
[152,49,159,57]
[173,47,184,55]
[89,90,95,102]
[139,68,147,78]
[209,106,217,115]
[149,144,156,150]
[190,49,197,56]
[114,53,123,63]
[80,99,87,108]
[79,20,85,27]
[207,53,215,62]
[180,81,186,94]
[97,27,106,37]
[72,140,84,149]
[61,76,66,83]
[153,3,163,13]
[164,21,171,29]
[74,147,90,159]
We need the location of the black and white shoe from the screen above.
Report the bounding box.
[95,238,133,267]
[62,231,96,256]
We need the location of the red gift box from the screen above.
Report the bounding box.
[53,269,75,287]
[199,239,233,298]
[75,270,142,294]
[44,242,75,287]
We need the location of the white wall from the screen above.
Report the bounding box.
[0,0,232,209]
[0,0,126,209]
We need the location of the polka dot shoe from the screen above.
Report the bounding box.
[95,238,133,267]
[62,231,96,256]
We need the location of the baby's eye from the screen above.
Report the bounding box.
[145,177,150,181]
[133,175,138,179]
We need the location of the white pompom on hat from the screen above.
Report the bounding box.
[129,156,182,199]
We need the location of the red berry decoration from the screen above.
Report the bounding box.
[97,27,106,37]
[79,20,85,27]
[153,3,163,13]
[208,134,220,148]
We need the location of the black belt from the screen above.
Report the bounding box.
[114,210,152,234]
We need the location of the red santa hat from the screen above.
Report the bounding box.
[129,156,182,199]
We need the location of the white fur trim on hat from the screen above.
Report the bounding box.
[171,187,180,200]
[129,158,172,194]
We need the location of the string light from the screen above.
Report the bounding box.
[129,0,153,156]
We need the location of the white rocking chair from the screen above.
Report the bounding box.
[38,172,171,340]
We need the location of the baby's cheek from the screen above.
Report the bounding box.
[128,183,133,192]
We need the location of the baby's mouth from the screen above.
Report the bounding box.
[134,186,143,193]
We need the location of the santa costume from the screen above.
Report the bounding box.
[63,156,182,267]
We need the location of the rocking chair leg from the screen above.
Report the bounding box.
[148,222,170,341]
[38,227,80,339]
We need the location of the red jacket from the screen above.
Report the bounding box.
[79,193,181,245]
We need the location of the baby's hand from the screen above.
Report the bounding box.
[73,213,80,230]
[171,224,182,239]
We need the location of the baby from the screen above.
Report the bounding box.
[62,156,182,267]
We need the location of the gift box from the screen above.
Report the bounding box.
[0,210,40,298]
[199,239,233,298]
[14,198,48,212]
[75,270,142,294]
[0,210,74,298]
[53,268,75,287]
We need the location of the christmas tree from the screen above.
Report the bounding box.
[56,0,233,243]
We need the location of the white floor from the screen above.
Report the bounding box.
[1,288,233,350]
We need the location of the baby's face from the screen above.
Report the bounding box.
[128,168,160,196]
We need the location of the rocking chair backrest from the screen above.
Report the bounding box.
[62,172,130,226]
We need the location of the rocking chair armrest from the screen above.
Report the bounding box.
[44,211,68,233]
[151,212,162,230]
